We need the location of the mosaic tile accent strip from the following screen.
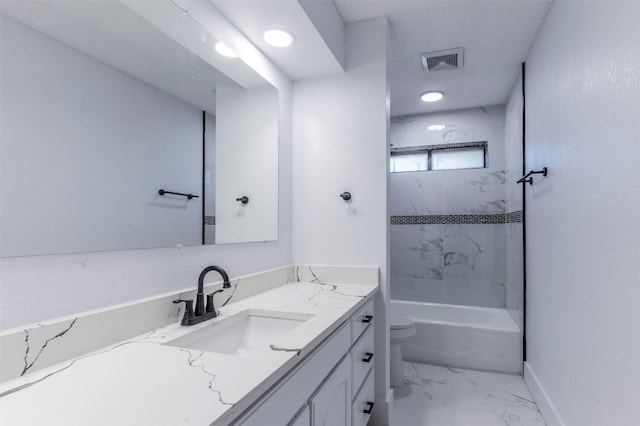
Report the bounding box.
[506,210,524,223]
[204,215,215,225]
[391,214,505,225]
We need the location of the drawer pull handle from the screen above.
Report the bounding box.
[362,352,374,363]
[362,315,373,323]
[364,401,375,414]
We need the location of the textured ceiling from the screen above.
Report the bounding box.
[334,0,552,117]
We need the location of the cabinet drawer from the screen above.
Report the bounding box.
[352,369,375,426]
[351,324,374,397]
[350,298,374,344]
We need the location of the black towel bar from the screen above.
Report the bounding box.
[517,167,548,185]
[158,189,199,200]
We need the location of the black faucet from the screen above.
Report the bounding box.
[173,265,231,326]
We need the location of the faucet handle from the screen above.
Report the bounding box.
[173,299,195,325]
[206,289,225,314]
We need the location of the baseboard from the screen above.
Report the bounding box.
[524,362,565,426]
[369,388,394,426]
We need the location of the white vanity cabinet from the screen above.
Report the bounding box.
[289,406,311,426]
[236,323,350,426]
[235,297,376,426]
[349,299,376,426]
[310,354,351,426]
[352,370,376,426]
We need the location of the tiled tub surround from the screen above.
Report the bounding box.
[390,106,508,309]
[389,170,508,309]
[0,265,376,383]
[389,169,507,218]
[391,221,507,308]
[390,211,523,309]
[0,265,377,425]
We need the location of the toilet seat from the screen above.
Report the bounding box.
[390,311,414,330]
[390,312,415,342]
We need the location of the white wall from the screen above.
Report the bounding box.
[0,16,202,257]
[523,2,640,425]
[0,11,293,330]
[292,17,390,424]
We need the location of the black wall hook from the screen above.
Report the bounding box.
[236,196,249,204]
[340,192,352,201]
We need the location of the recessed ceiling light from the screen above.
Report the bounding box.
[215,42,237,58]
[420,91,444,102]
[264,29,294,47]
[427,124,446,131]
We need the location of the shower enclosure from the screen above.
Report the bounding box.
[389,73,525,372]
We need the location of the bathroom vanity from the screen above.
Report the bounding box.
[0,266,378,426]
[236,297,375,426]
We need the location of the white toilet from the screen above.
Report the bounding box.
[389,310,416,387]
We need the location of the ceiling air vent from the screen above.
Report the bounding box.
[421,48,464,73]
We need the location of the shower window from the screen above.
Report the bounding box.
[390,152,429,172]
[390,141,487,172]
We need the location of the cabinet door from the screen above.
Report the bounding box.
[289,405,311,426]
[310,355,351,426]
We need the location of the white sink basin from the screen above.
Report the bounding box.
[164,310,313,356]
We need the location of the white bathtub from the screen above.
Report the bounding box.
[391,300,522,375]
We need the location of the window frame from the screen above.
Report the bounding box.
[390,141,488,173]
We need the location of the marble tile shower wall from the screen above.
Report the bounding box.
[391,222,507,308]
[390,106,508,308]
[389,170,507,308]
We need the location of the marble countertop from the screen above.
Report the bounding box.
[0,279,377,425]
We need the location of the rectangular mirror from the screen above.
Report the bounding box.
[0,1,279,257]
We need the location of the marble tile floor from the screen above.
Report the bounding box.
[391,362,546,426]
